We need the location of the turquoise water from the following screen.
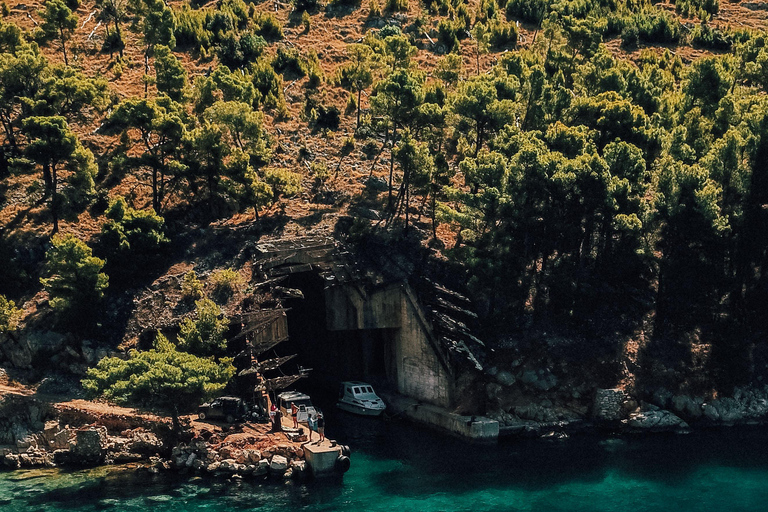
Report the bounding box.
[3,416,768,512]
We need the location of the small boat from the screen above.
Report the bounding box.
[337,381,386,416]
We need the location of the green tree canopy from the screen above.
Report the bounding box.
[82,333,235,430]
[177,298,229,356]
[40,233,108,318]
[22,116,96,233]
[0,295,23,334]
[39,0,78,66]
[153,45,187,102]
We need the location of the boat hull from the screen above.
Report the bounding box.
[337,400,385,417]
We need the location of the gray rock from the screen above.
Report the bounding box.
[73,427,107,466]
[496,371,516,387]
[627,409,688,430]
[269,455,288,474]
[128,431,163,454]
[593,388,628,421]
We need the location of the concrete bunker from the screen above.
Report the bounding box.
[252,238,499,440]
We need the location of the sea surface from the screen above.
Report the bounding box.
[3,410,768,512]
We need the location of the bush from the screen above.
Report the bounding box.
[82,332,235,429]
[40,234,108,316]
[0,294,22,333]
[174,6,212,49]
[315,104,341,129]
[252,60,287,111]
[216,30,266,69]
[294,0,322,12]
[263,168,303,201]
[177,298,229,355]
[272,46,306,77]
[437,19,460,53]
[101,197,170,276]
[488,19,518,48]
[690,23,732,51]
[505,0,549,25]
[613,10,682,47]
[386,0,408,11]
[181,270,204,300]
[253,12,284,40]
[211,268,243,301]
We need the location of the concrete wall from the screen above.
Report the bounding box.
[325,284,402,331]
[324,283,454,408]
[394,291,454,408]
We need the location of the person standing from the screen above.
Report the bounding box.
[317,413,325,443]
[291,402,299,429]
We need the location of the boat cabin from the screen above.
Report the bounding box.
[277,390,318,423]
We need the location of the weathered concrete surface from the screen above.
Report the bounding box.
[326,282,455,408]
[303,441,343,477]
[383,392,499,442]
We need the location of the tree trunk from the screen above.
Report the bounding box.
[152,166,160,214]
[357,88,362,130]
[115,20,124,58]
[51,163,59,234]
[42,162,53,195]
[60,28,69,66]
[388,126,397,210]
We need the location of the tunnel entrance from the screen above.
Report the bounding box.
[275,271,395,399]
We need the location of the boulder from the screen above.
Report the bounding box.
[128,431,163,455]
[593,389,628,422]
[112,451,144,464]
[627,409,688,431]
[72,427,107,466]
[269,455,288,475]
[496,371,516,387]
[254,459,269,476]
[671,395,703,419]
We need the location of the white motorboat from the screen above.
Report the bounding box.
[337,381,386,416]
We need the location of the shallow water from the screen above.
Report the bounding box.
[3,413,768,512]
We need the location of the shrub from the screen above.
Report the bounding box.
[386,0,408,11]
[254,12,283,40]
[101,197,170,276]
[40,234,108,316]
[174,6,212,49]
[82,332,235,429]
[505,0,549,25]
[488,19,518,48]
[216,30,266,69]
[177,298,229,355]
[437,19,460,53]
[294,0,322,12]
[252,60,286,111]
[211,268,244,301]
[302,11,311,32]
[181,270,204,300]
[0,295,22,333]
[369,0,381,17]
[263,168,303,201]
[690,23,732,51]
[315,104,341,129]
[272,46,306,77]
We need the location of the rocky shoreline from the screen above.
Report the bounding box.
[490,385,768,438]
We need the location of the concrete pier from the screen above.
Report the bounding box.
[382,392,499,442]
[303,441,344,477]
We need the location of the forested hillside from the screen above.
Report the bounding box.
[2,0,768,402]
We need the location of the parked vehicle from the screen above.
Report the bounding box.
[198,396,248,423]
[337,381,386,416]
[277,390,319,423]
